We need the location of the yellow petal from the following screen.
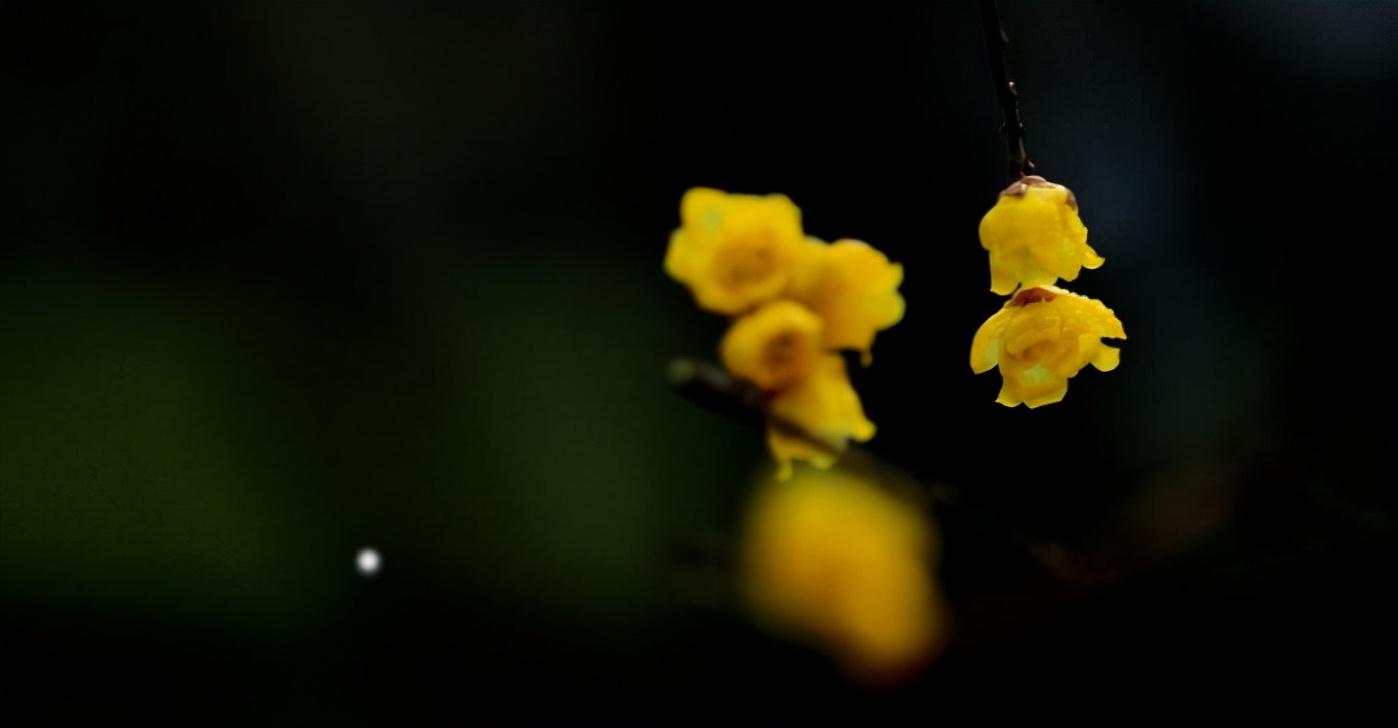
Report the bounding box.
[680,187,727,230]
[767,355,875,470]
[1080,241,1106,270]
[767,425,836,479]
[663,228,696,281]
[970,307,1011,373]
[1021,379,1069,408]
[1000,358,1070,408]
[995,384,1022,407]
[788,239,905,357]
[1092,344,1121,372]
[987,250,1024,296]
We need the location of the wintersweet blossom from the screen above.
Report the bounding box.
[666,187,902,472]
[665,187,803,315]
[720,300,824,391]
[741,467,946,681]
[789,238,905,361]
[979,176,1104,295]
[970,285,1125,408]
[766,354,875,477]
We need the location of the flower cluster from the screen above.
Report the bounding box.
[666,188,904,475]
[971,176,1126,406]
[740,467,946,681]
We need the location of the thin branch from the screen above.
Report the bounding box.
[667,357,1122,587]
[979,0,1036,179]
[667,358,840,456]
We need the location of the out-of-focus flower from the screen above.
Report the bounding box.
[665,187,804,315]
[767,354,875,477]
[789,239,905,362]
[970,285,1125,408]
[665,187,904,472]
[979,176,1104,295]
[741,467,946,681]
[720,300,824,391]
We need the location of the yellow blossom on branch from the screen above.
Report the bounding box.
[720,300,824,391]
[979,176,1104,295]
[741,467,947,681]
[970,285,1125,408]
[664,187,803,315]
[665,187,904,472]
[767,354,875,477]
[789,238,905,361]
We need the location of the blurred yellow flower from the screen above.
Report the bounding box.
[789,238,905,361]
[665,187,803,315]
[741,467,946,681]
[720,300,824,391]
[767,354,875,477]
[979,176,1104,295]
[970,285,1125,408]
[665,187,905,470]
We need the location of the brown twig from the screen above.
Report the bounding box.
[980,0,1036,179]
[667,358,840,456]
[666,357,1130,587]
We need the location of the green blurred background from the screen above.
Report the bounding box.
[2,1,1394,720]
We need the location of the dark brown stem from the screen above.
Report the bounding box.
[666,359,1127,589]
[980,0,1036,179]
[667,358,840,456]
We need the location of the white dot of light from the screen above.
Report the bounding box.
[356,547,381,576]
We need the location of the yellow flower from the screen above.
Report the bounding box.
[767,354,875,477]
[665,187,804,315]
[789,238,905,361]
[971,285,1125,407]
[978,176,1104,295]
[720,300,824,391]
[741,467,946,681]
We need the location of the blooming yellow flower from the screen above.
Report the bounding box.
[741,467,946,681]
[665,187,804,315]
[720,300,824,391]
[979,176,1104,295]
[970,285,1125,408]
[767,354,875,477]
[789,238,905,361]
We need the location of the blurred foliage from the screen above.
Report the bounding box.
[0,279,335,630]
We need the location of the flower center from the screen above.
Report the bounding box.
[764,331,799,367]
[716,237,776,289]
[1022,340,1059,362]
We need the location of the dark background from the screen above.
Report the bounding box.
[2,0,1394,720]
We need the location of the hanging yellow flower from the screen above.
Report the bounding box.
[741,467,947,681]
[789,238,905,361]
[719,300,824,391]
[664,187,804,315]
[979,176,1104,295]
[971,285,1125,408]
[767,354,875,477]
